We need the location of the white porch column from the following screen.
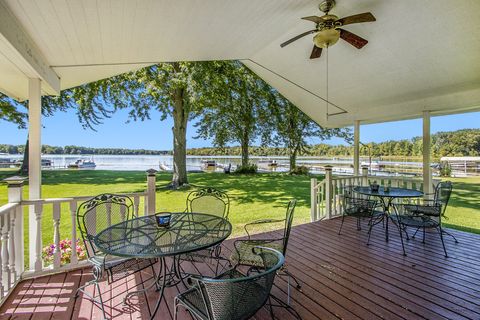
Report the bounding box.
[353,120,360,175]
[422,111,433,197]
[28,78,42,270]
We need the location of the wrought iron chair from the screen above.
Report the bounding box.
[181,187,230,266]
[229,200,301,305]
[338,193,378,236]
[174,247,285,320]
[186,187,230,219]
[399,181,457,257]
[76,193,156,319]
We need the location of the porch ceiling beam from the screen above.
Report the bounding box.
[0,1,60,96]
[325,87,480,128]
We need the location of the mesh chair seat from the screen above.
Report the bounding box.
[403,204,440,216]
[175,247,285,320]
[397,215,438,228]
[176,287,210,320]
[230,240,283,267]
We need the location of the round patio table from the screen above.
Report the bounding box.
[353,186,423,255]
[94,212,232,320]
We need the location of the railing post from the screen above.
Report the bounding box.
[310,178,318,222]
[4,176,26,277]
[361,165,369,186]
[324,165,333,220]
[146,169,157,215]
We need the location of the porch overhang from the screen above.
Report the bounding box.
[0,0,479,127]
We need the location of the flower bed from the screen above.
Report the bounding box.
[42,239,87,266]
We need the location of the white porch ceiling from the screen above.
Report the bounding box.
[0,0,479,127]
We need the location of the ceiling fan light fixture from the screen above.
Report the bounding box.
[313,29,340,48]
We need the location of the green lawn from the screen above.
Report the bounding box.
[0,170,478,266]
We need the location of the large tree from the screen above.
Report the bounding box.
[270,93,352,170]
[194,61,272,167]
[37,62,206,187]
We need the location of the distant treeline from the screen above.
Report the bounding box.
[1,129,479,157]
[187,129,480,158]
[0,144,170,155]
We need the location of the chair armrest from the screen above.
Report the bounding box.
[244,219,285,238]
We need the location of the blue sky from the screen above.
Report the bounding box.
[1,109,479,150]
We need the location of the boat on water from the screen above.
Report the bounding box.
[258,159,278,167]
[68,159,96,169]
[12,159,53,168]
[361,161,385,170]
[201,160,217,169]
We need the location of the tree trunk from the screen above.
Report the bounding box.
[241,131,249,167]
[289,147,298,171]
[171,88,188,188]
[19,137,29,175]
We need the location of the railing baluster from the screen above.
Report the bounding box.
[106,202,112,226]
[53,203,61,269]
[70,201,78,266]
[0,215,3,299]
[34,203,43,272]
[133,195,140,217]
[1,213,10,293]
[9,209,16,284]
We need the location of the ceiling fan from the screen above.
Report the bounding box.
[280,0,376,59]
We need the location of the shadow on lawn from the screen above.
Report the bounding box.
[187,172,319,209]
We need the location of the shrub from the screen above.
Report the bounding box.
[42,239,87,266]
[234,163,258,174]
[289,165,309,175]
[439,161,452,177]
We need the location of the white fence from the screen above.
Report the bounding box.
[0,170,157,305]
[311,166,431,221]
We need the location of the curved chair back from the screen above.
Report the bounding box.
[434,181,453,216]
[77,193,134,257]
[281,199,296,257]
[199,247,284,320]
[186,187,230,219]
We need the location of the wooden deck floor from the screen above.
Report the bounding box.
[1,217,480,320]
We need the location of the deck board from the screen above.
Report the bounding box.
[1,217,480,319]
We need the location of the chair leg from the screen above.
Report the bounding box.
[422,227,426,244]
[396,220,407,256]
[411,226,421,239]
[283,268,302,290]
[95,282,108,320]
[269,293,303,320]
[356,217,361,231]
[338,215,345,235]
[442,229,459,243]
[439,227,448,258]
[268,295,276,319]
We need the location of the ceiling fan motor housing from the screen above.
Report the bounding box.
[319,0,336,14]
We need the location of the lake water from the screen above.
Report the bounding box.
[0,154,426,176]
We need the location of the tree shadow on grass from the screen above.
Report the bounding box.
[185,172,323,209]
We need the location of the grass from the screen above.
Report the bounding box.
[0,170,315,265]
[0,170,478,265]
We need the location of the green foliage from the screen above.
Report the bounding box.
[234,163,258,174]
[289,165,309,175]
[268,92,351,168]
[439,161,452,177]
[193,61,273,166]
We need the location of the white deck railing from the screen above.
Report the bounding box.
[0,170,158,305]
[311,166,432,221]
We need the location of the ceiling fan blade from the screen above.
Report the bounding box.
[339,29,368,49]
[301,16,323,24]
[280,30,317,48]
[310,46,322,59]
[337,12,376,26]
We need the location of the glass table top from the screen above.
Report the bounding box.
[94,212,232,258]
[354,186,423,198]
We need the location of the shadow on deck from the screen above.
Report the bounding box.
[1,217,480,319]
